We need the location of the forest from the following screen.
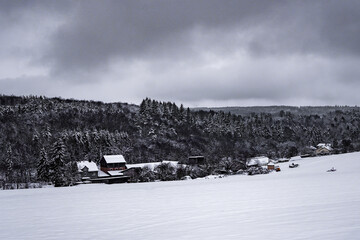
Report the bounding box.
[0,95,359,187]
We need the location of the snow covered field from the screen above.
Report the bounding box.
[1,152,360,240]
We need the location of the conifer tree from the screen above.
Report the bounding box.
[5,146,14,182]
[50,139,66,187]
[37,147,50,182]
[139,99,147,116]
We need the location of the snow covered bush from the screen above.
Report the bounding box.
[218,157,246,174]
[188,166,208,179]
[247,166,270,176]
[155,162,176,181]
[138,166,156,182]
[175,165,190,180]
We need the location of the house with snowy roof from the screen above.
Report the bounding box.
[97,154,129,180]
[78,155,129,184]
[100,155,127,173]
[316,143,333,155]
[77,161,99,180]
[246,156,269,167]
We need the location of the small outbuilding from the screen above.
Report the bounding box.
[182,156,205,165]
[267,162,275,170]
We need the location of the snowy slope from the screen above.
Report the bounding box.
[1,152,360,240]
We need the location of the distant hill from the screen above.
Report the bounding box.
[193,106,360,116]
[1,94,360,187]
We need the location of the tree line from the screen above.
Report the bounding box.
[0,95,359,187]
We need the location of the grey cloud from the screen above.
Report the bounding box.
[0,0,71,60]
[130,54,360,105]
[40,0,360,78]
[319,1,360,56]
[43,0,284,75]
[2,0,360,106]
[0,0,71,13]
[0,76,53,97]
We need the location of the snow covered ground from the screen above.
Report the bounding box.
[1,152,360,240]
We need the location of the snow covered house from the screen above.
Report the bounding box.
[76,156,130,184]
[316,143,333,155]
[100,155,127,173]
[247,156,269,167]
[96,155,130,183]
[77,161,99,180]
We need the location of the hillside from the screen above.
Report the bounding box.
[1,152,359,239]
[1,94,360,186]
[194,105,360,116]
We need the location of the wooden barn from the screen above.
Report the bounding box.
[100,155,127,173]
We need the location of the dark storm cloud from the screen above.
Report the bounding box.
[319,1,360,56]
[2,0,360,106]
[43,0,360,74]
[44,0,273,73]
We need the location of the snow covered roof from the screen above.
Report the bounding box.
[97,170,124,177]
[317,143,333,151]
[98,170,110,177]
[103,155,126,164]
[317,143,327,147]
[107,171,124,176]
[247,157,269,166]
[267,162,275,166]
[320,146,332,151]
[77,161,98,172]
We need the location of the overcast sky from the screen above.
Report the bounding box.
[1,0,360,107]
